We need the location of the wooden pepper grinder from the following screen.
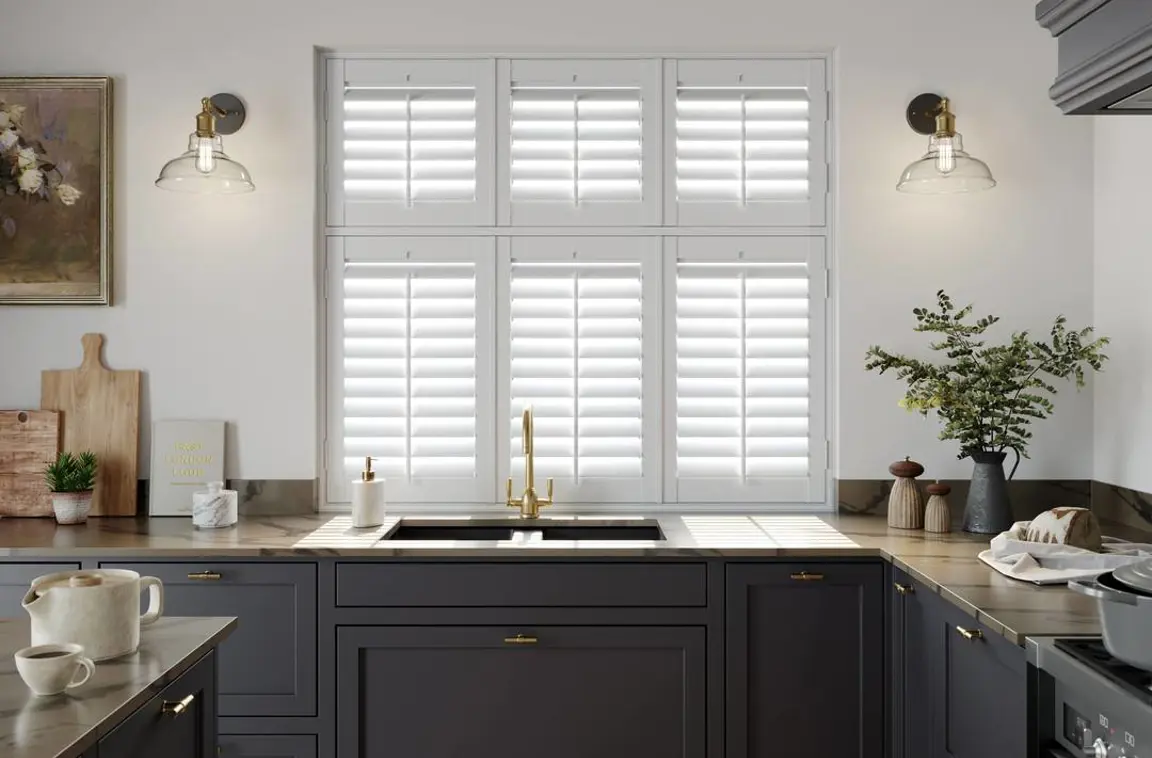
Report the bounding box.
[887,457,925,529]
[924,481,952,533]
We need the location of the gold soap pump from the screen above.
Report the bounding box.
[350,456,386,528]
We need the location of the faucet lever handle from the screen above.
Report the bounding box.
[506,477,515,507]
[543,477,554,505]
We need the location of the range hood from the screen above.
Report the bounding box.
[1037,0,1152,114]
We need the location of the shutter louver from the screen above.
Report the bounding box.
[331,236,496,504]
[344,88,477,204]
[676,87,811,203]
[670,238,826,503]
[510,88,643,204]
[510,261,643,481]
[669,58,827,226]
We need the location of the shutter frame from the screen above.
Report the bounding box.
[666,58,828,228]
[498,237,661,503]
[502,59,662,227]
[329,59,496,227]
[664,236,827,504]
[327,236,496,504]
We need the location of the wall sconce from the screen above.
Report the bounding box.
[896,93,995,194]
[156,94,255,194]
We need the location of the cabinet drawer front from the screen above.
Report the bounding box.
[100,562,317,717]
[0,563,79,617]
[99,650,216,758]
[337,626,705,758]
[336,562,707,607]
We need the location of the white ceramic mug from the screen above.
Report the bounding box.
[14,643,95,696]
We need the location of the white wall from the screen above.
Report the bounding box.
[0,0,1094,481]
[1093,117,1152,493]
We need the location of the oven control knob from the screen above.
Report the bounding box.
[1092,738,1111,758]
[1081,728,1095,751]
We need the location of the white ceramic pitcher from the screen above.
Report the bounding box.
[22,569,164,661]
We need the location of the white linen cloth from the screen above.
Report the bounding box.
[978,520,1152,585]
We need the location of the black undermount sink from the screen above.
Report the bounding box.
[382,518,665,542]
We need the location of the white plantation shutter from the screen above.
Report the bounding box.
[327,59,495,226]
[665,237,827,503]
[500,238,660,503]
[666,59,827,227]
[326,237,495,503]
[502,60,661,225]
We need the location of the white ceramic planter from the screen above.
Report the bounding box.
[52,491,93,525]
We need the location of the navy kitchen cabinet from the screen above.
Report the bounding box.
[889,567,934,758]
[219,735,318,758]
[726,562,885,758]
[100,561,317,717]
[335,625,706,758]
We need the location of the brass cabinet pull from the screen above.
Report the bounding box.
[894,583,914,595]
[162,694,196,716]
[503,634,538,645]
[187,571,222,581]
[956,626,984,641]
[790,571,825,582]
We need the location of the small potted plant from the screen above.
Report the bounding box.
[44,451,98,525]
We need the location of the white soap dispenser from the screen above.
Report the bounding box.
[350,457,386,528]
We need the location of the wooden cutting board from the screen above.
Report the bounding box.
[41,334,141,516]
[0,410,60,517]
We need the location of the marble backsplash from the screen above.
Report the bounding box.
[1090,481,1152,532]
[837,479,1092,522]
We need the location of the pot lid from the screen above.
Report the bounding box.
[1112,558,1152,594]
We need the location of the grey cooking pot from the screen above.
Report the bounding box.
[1070,558,1152,671]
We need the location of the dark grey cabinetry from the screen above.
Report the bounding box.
[219,734,318,758]
[0,562,79,617]
[889,567,933,758]
[335,625,706,758]
[98,650,217,758]
[100,562,317,717]
[930,589,1026,758]
[726,563,884,758]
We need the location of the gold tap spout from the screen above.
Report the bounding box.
[507,406,553,519]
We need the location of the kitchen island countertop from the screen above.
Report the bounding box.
[0,616,236,758]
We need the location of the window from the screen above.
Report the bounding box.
[665,237,827,503]
[499,238,660,503]
[501,59,661,226]
[666,59,827,226]
[326,59,495,225]
[326,237,495,503]
[323,54,831,508]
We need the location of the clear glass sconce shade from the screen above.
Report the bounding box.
[896,133,995,194]
[155,134,255,194]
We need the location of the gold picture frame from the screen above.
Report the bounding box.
[0,77,112,305]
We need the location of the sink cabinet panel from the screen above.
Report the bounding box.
[335,625,706,758]
[727,562,884,758]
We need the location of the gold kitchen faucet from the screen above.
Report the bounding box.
[506,406,553,519]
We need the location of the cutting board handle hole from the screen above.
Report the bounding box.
[17,412,28,423]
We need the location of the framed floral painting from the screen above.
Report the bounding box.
[0,77,112,305]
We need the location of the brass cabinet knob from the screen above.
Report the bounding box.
[187,571,222,581]
[894,583,914,595]
[956,626,984,641]
[790,571,825,582]
[162,694,196,716]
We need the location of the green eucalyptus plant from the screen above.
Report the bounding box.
[43,451,98,493]
[864,291,1109,461]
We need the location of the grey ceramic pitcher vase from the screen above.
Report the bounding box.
[962,450,1021,534]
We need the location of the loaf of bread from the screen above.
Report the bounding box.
[1023,507,1103,551]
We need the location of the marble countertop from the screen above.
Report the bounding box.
[0,616,236,758]
[0,511,1138,644]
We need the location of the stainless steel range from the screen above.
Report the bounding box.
[1030,637,1152,758]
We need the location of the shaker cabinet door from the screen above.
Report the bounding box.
[727,562,885,758]
[101,561,317,717]
[890,568,933,758]
[336,625,706,758]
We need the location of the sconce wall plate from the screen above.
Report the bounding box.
[906,92,945,135]
[208,93,246,135]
